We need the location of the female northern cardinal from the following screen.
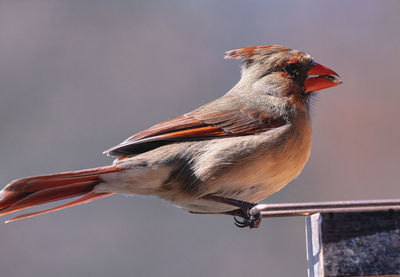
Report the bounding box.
[0,45,341,227]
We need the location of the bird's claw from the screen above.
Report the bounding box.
[233,209,261,229]
[200,194,262,228]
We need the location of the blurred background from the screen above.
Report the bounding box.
[0,1,399,276]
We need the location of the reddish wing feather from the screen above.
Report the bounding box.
[129,116,206,141]
[105,96,286,157]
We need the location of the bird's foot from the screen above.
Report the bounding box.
[233,209,261,229]
[201,194,262,229]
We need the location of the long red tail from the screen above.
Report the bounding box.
[0,166,122,223]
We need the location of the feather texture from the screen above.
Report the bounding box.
[105,96,286,157]
[0,166,122,221]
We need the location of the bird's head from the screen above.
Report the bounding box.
[225,45,341,103]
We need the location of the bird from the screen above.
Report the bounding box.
[0,45,341,228]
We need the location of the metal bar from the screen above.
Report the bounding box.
[249,199,400,218]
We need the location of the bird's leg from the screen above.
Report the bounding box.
[200,194,262,228]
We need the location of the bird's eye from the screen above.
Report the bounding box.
[283,63,300,77]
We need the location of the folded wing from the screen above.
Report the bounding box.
[105,96,286,157]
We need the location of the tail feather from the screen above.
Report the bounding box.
[0,192,28,210]
[5,192,113,223]
[0,166,122,222]
[0,181,96,216]
[6,166,120,193]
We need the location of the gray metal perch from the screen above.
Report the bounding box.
[250,199,400,277]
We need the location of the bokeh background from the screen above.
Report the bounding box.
[0,1,399,276]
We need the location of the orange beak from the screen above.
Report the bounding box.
[304,63,342,93]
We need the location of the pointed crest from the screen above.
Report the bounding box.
[224,45,291,61]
